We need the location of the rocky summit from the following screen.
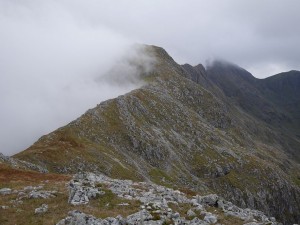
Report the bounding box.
[1,45,300,224]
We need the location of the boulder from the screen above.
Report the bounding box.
[197,194,219,206]
[68,180,104,205]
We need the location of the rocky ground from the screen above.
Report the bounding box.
[1,171,286,225]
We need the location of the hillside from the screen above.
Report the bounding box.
[204,61,300,161]
[13,45,300,224]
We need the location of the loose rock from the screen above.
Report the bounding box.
[35,204,48,214]
[0,188,12,195]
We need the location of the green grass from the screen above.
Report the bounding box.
[149,168,174,187]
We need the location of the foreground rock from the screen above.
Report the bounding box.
[68,174,105,205]
[56,173,283,225]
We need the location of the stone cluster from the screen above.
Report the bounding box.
[68,174,105,205]
[0,184,57,212]
[56,173,283,225]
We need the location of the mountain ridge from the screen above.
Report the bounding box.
[10,45,300,224]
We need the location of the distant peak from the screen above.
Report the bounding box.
[206,59,255,81]
[207,59,243,70]
[194,63,206,72]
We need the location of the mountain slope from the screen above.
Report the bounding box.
[14,45,300,224]
[259,70,300,133]
[204,61,300,162]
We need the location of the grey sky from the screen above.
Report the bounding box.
[1,0,300,155]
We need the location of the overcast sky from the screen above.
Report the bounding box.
[1,0,300,155]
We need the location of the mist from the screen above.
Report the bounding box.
[0,1,154,155]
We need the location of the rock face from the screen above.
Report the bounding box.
[14,45,300,224]
[56,172,282,225]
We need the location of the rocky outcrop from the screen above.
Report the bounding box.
[68,174,105,205]
[57,172,282,225]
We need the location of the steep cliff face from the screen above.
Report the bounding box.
[14,45,300,224]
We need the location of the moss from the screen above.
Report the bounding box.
[151,213,161,220]
[110,163,140,181]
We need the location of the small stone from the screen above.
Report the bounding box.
[0,188,12,195]
[172,212,180,219]
[35,204,48,214]
[204,214,218,224]
[187,209,196,217]
[18,191,26,196]
[24,186,34,191]
[117,203,130,206]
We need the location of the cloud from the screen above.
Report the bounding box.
[1,0,299,155]
[0,1,154,155]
